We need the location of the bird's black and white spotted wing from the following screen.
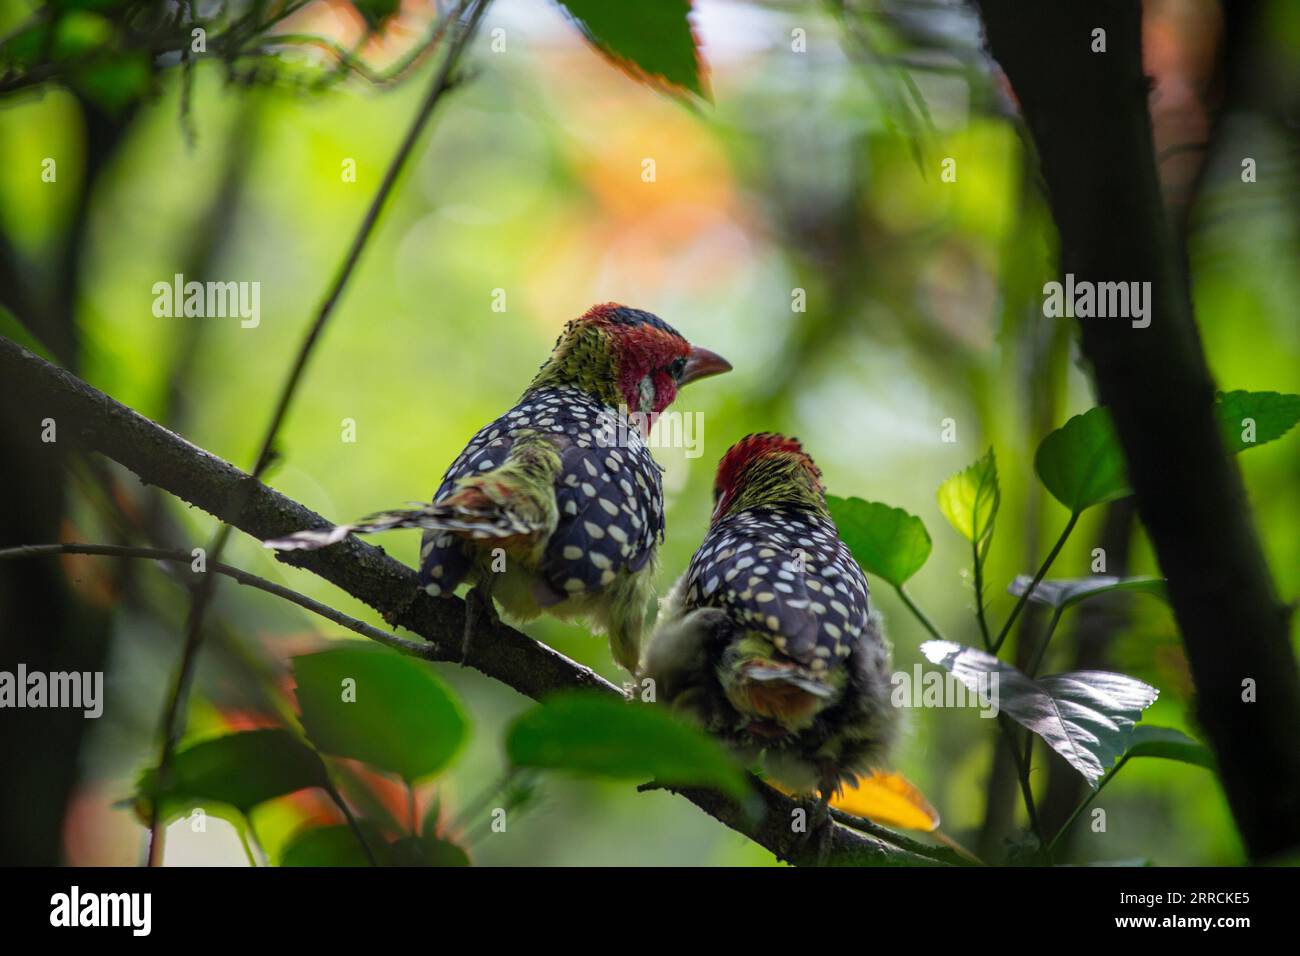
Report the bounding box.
[418,386,664,599]
[681,506,869,670]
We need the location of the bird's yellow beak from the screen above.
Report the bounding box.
[679,346,732,386]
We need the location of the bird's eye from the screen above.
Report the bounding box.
[669,357,687,380]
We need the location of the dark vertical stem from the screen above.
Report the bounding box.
[976,0,1300,860]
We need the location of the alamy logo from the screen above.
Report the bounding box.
[152,273,261,328]
[607,405,706,459]
[890,665,999,718]
[1042,273,1151,328]
[0,664,102,718]
[50,886,151,936]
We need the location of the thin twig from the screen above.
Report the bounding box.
[991,512,1078,653]
[246,0,485,479]
[0,543,436,658]
[893,584,947,642]
[999,713,1043,844]
[146,0,490,866]
[1045,758,1128,860]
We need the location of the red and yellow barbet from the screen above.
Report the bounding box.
[642,434,897,808]
[266,304,730,672]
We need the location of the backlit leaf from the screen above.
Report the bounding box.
[552,0,709,99]
[828,496,932,587]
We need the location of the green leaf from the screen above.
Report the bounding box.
[827,495,932,587]
[293,645,468,782]
[70,52,152,114]
[552,0,708,99]
[1034,407,1130,514]
[52,11,113,60]
[280,824,384,867]
[136,729,330,818]
[1123,724,1215,771]
[936,448,1000,554]
[1036,392,1300,515]
[920,641,1159,787]
[0,24,50,67]
[1007,574,1167,610]
[506,692,748,799]
[1216,390,1300,453]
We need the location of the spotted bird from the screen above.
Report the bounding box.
[265,304,730,673]
[641,433,896,811]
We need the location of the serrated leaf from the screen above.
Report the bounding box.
[1216,390,1300,453]
[937,448,1000,553]
[827,495,932,587]
[506,693,748,799]
[831,771,940,832]
[552,0,709,100]
[293,645,468,783]
[1034,407,1130,514]
[920,640,1159,786]
[136,729,330,818]
[1007,575,1167,610]
[1123,724,1215,771]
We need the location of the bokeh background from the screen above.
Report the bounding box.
[1,0,1297,866]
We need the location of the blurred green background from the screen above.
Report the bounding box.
[1,0,1297,866]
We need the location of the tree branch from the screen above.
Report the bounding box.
[974,0,1300,860]
[0,543,434,659]
[0,335,937,866]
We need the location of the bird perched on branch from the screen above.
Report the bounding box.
[642,433,896,820]
[265,304,730,672]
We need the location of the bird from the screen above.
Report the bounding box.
[264,303,731,672]
[641,433,896,825]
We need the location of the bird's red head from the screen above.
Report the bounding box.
[530,303,731,417]
[711,433,826,522]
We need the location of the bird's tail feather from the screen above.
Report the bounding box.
[263,487,541,553]
[741,664,834,698]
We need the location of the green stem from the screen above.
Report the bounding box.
[1046,758,1128,859]
[999,714,1043,844]
[972,536,993,650]
[894,585,947,642]
[992,512,1079,654]
[325,780,379,866]
[1027,605,1065,677]
[236,823,258,868]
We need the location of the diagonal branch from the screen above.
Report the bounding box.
[0,335,938,867]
